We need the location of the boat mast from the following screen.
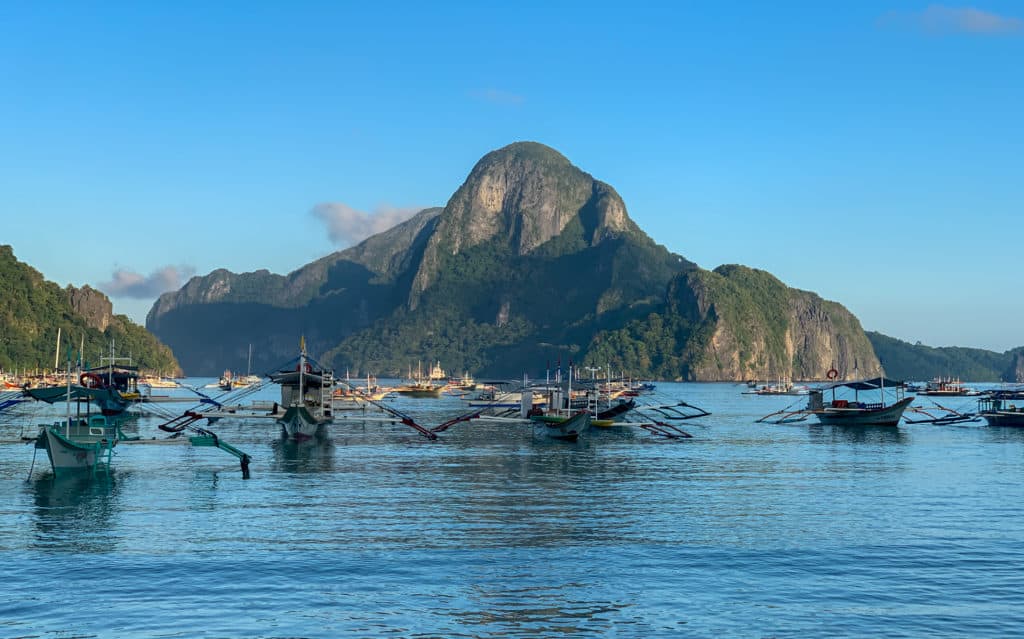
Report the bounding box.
[64,347,71,437]
[54,327,62,371]
[568,362,573,413]
[299,336,306,407]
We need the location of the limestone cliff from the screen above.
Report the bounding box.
[1003,353,1024,383]
[409,142,639,307]
[67,285,113,332]
[674,266,881,380]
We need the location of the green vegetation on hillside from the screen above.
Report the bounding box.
[145,141,876,380]
[328,222,687,376]
[0,245,179,373]
[867,331,1022,382]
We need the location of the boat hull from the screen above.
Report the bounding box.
[395,388,443,398]
[981,411,1024,427]
[813,397,914,427]
[277,405,331,441]
[41,426,114,476]
[531,414,614,428]
[533,411,591,442]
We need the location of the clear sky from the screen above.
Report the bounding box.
[2,2,1021,350]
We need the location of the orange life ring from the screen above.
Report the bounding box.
[826,368,839,380]
[295,362,313,373]
[80,372,103,388]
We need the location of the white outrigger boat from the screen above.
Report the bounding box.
[28,369,123,477]
[759,377,913,426]
[268,340,335,441]
[37,415,119,477]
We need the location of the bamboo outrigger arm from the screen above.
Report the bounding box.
[158,411,253,477]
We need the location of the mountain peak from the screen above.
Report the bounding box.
[473,141,573,170]
[409,142,640,302]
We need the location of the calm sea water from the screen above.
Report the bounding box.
[2,382,1023,638]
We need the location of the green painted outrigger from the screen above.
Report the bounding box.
[188,429,252,479]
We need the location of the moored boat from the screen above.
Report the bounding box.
[807,378,912,426]
[37,415,118,476]
[743,379,811,396]
[28,368,121,476]
[978,393,1024,427]
[532,410,591,442]
[919,377,978,397]
[759,377,913,426]
[394,381,444,398]
[268,341,334,440]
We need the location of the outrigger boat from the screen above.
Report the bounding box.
[36,414,119,477]
[978,392,1024,427]
[759,377,913,426]
[394,362,444,398]
[26,367,126,477]
[533,410,590,442]
[919,377,979,397]
[742,379,811,396]
[268,340,335,440]
[393,381,444,398]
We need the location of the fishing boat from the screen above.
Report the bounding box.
[36,415,118,476]
[394,362,443,398]
[532,410,591,442]
[448,372,477,391]
[268,340,335,440]
[759,377,913,426]
[807,378,912,426]
[140,375,179,389]
[466,385,543,408]
[393,381,444,398]
[743,379,811,396]
[333,374,391,404]
[919,377,978,397]
[978,392,1024,426]
[28,370,120,476]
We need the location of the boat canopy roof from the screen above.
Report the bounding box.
[84,365,138,374]
[24,385,118,404]
[823,377,905,391]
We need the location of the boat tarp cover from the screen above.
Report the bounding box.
[825,377,905,392]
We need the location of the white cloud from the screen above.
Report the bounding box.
[879,5,1022,34]
[311,203,423,246]
[99,265,196,299]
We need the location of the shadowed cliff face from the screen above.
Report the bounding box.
[145,208,442,375]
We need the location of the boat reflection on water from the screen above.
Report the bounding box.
[270,437,336,474]
[807,424,907,445]
[29,473,121,551]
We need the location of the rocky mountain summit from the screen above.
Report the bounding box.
[148,142,880,380]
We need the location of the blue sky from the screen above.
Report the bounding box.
[1,2,1021,350]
